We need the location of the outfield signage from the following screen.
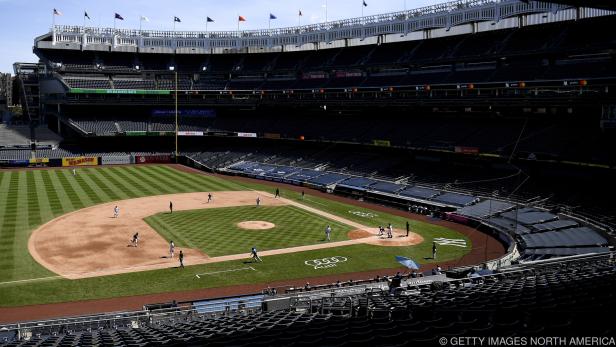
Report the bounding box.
[178,131,204,136]
[305,256,348,269]
[237,132,257,138]
[455,146,479,154]
[102,156,131,165]
[125,131,148,136]
[68,88,171,95]
[372,139,391,147]
[135,155,172,164]
[62,156,99,167]
[29,158,49,164]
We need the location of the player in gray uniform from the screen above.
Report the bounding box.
[325,225,332,241]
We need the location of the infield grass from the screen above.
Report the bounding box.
[145,205,352,256]
[0,165,472,308]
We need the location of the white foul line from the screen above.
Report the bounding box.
[195,266,256,279]
[0,275,63,286]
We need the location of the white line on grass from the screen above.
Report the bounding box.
[0,275,63,286]
[195,266,256,279]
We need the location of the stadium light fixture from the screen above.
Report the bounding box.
[135,65,140,70]
[169,66,175,71]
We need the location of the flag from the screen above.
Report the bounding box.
[84,11,90,19]
[269,13,277,20]
[174,16,181,23]
[238,15,246,22]
[140,16,150,22]
[298,10,303,16]
[53,8,62,16]
[206,17,214,22]
[115,13,124,20]
[363,0,368,6]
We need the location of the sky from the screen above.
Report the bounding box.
[0,0,443,73]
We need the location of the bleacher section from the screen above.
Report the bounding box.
[42,15,616,94]
[2,253,615,345]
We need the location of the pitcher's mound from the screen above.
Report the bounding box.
[348,229,424,247]
[237,221,276,230]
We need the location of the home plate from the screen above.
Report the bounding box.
[195,266,256,278]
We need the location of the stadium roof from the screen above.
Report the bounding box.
[530,0,616,10]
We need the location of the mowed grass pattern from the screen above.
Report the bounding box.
[0,165,472,307]
[0,165,244,282]
[145,205,352,257]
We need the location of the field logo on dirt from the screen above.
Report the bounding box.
[433,238,467,248]
[305,256,348,269]
[348,211,378,218]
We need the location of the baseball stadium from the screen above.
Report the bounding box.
[0,0,615,345]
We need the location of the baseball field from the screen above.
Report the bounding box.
[0,164,477,311]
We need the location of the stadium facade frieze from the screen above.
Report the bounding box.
[38,0,614,53]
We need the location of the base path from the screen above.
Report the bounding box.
[29,191,422,279]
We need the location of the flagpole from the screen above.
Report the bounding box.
[173,18,176,31]
[139,17,142,32]
[175,70,178,163]
[362,2,364,17]
[326,0,328,23]
[114,17,116,30]
[52,10,55,29]
[83,10,86,28]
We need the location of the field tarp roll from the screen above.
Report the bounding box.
[62,156,99,167]
[135,155,172,164]
[102,156,131,165]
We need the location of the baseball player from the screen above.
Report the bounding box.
[251,246,262,262]
[378,225,384,236]
[406,221,410,237]
[432,242,437,260]
[387,223,393,239]
[179,250,184,268]
[275,188,280,198]
[256,196,261,206]
[169,201,173,214]
[113,205,119,218]
[301,191,305,200]
[132,232,139,247]
[325,225,332,241]
[72,168,77,176]
[207,193,212,203]
[169,240,175,258]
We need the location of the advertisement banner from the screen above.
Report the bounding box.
[29,158,49,164]
[69,88,170,95]
[2,159,30,167]
[135,155,172,164]
[125,131,148,136]
[264,133,281,139]
[454,146,480,154]
[101,156,131,165]
[178,131,204,136]
[237,132,257,138]
[62,157,99,167]
[372,139,391,147]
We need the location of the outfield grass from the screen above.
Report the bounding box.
[0,165,472,307]
[145,205,352,256]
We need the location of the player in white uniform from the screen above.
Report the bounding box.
[169,240,175,258]
[256,196,261,206]
[113,205,119,218]
[72,168,77,176]
[387,223,393,238]
[132,232,139,247]
[325,225,332,241]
